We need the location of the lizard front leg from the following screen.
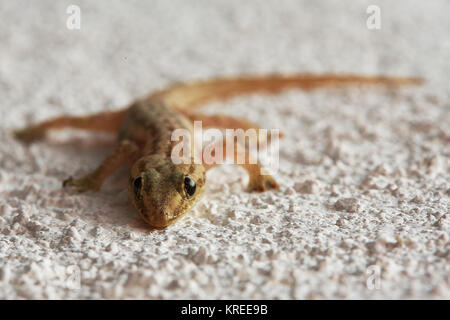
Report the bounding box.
[63,140,139,192]
[203,133,279,192]
[183,112,279,191]
[234,143,279,192]
[14,110,127,144]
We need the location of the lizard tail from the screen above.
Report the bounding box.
[150,73,423,111]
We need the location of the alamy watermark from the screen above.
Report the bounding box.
[366,5,381,30]
[171,121,280,175]
[366,265,381,290]
[66,5,81,30]
[64,265,81,290]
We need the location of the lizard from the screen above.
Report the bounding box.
[13,74,422,229]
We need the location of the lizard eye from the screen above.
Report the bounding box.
[184,176,196,197]
[133,177,142,198]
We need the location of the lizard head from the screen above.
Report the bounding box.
[128,154,206,229]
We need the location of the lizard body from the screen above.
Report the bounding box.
[14,74,422,228]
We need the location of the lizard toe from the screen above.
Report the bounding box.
[248,175,280,192]
[63,175,100,193]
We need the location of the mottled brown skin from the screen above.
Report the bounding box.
[13,74,422,228]
[120,100,207,228]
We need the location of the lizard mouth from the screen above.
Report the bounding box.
[136,207,178,229]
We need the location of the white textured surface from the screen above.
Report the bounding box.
[0,0,449,299]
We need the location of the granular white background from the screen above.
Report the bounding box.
[0,0,448,299]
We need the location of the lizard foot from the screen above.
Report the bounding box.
[248,174,280,192]
[14,127,46,144]
[63,175,101,193]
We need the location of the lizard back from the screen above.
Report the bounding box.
[118,99,194,158]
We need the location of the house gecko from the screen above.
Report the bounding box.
[14,74,422,228]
